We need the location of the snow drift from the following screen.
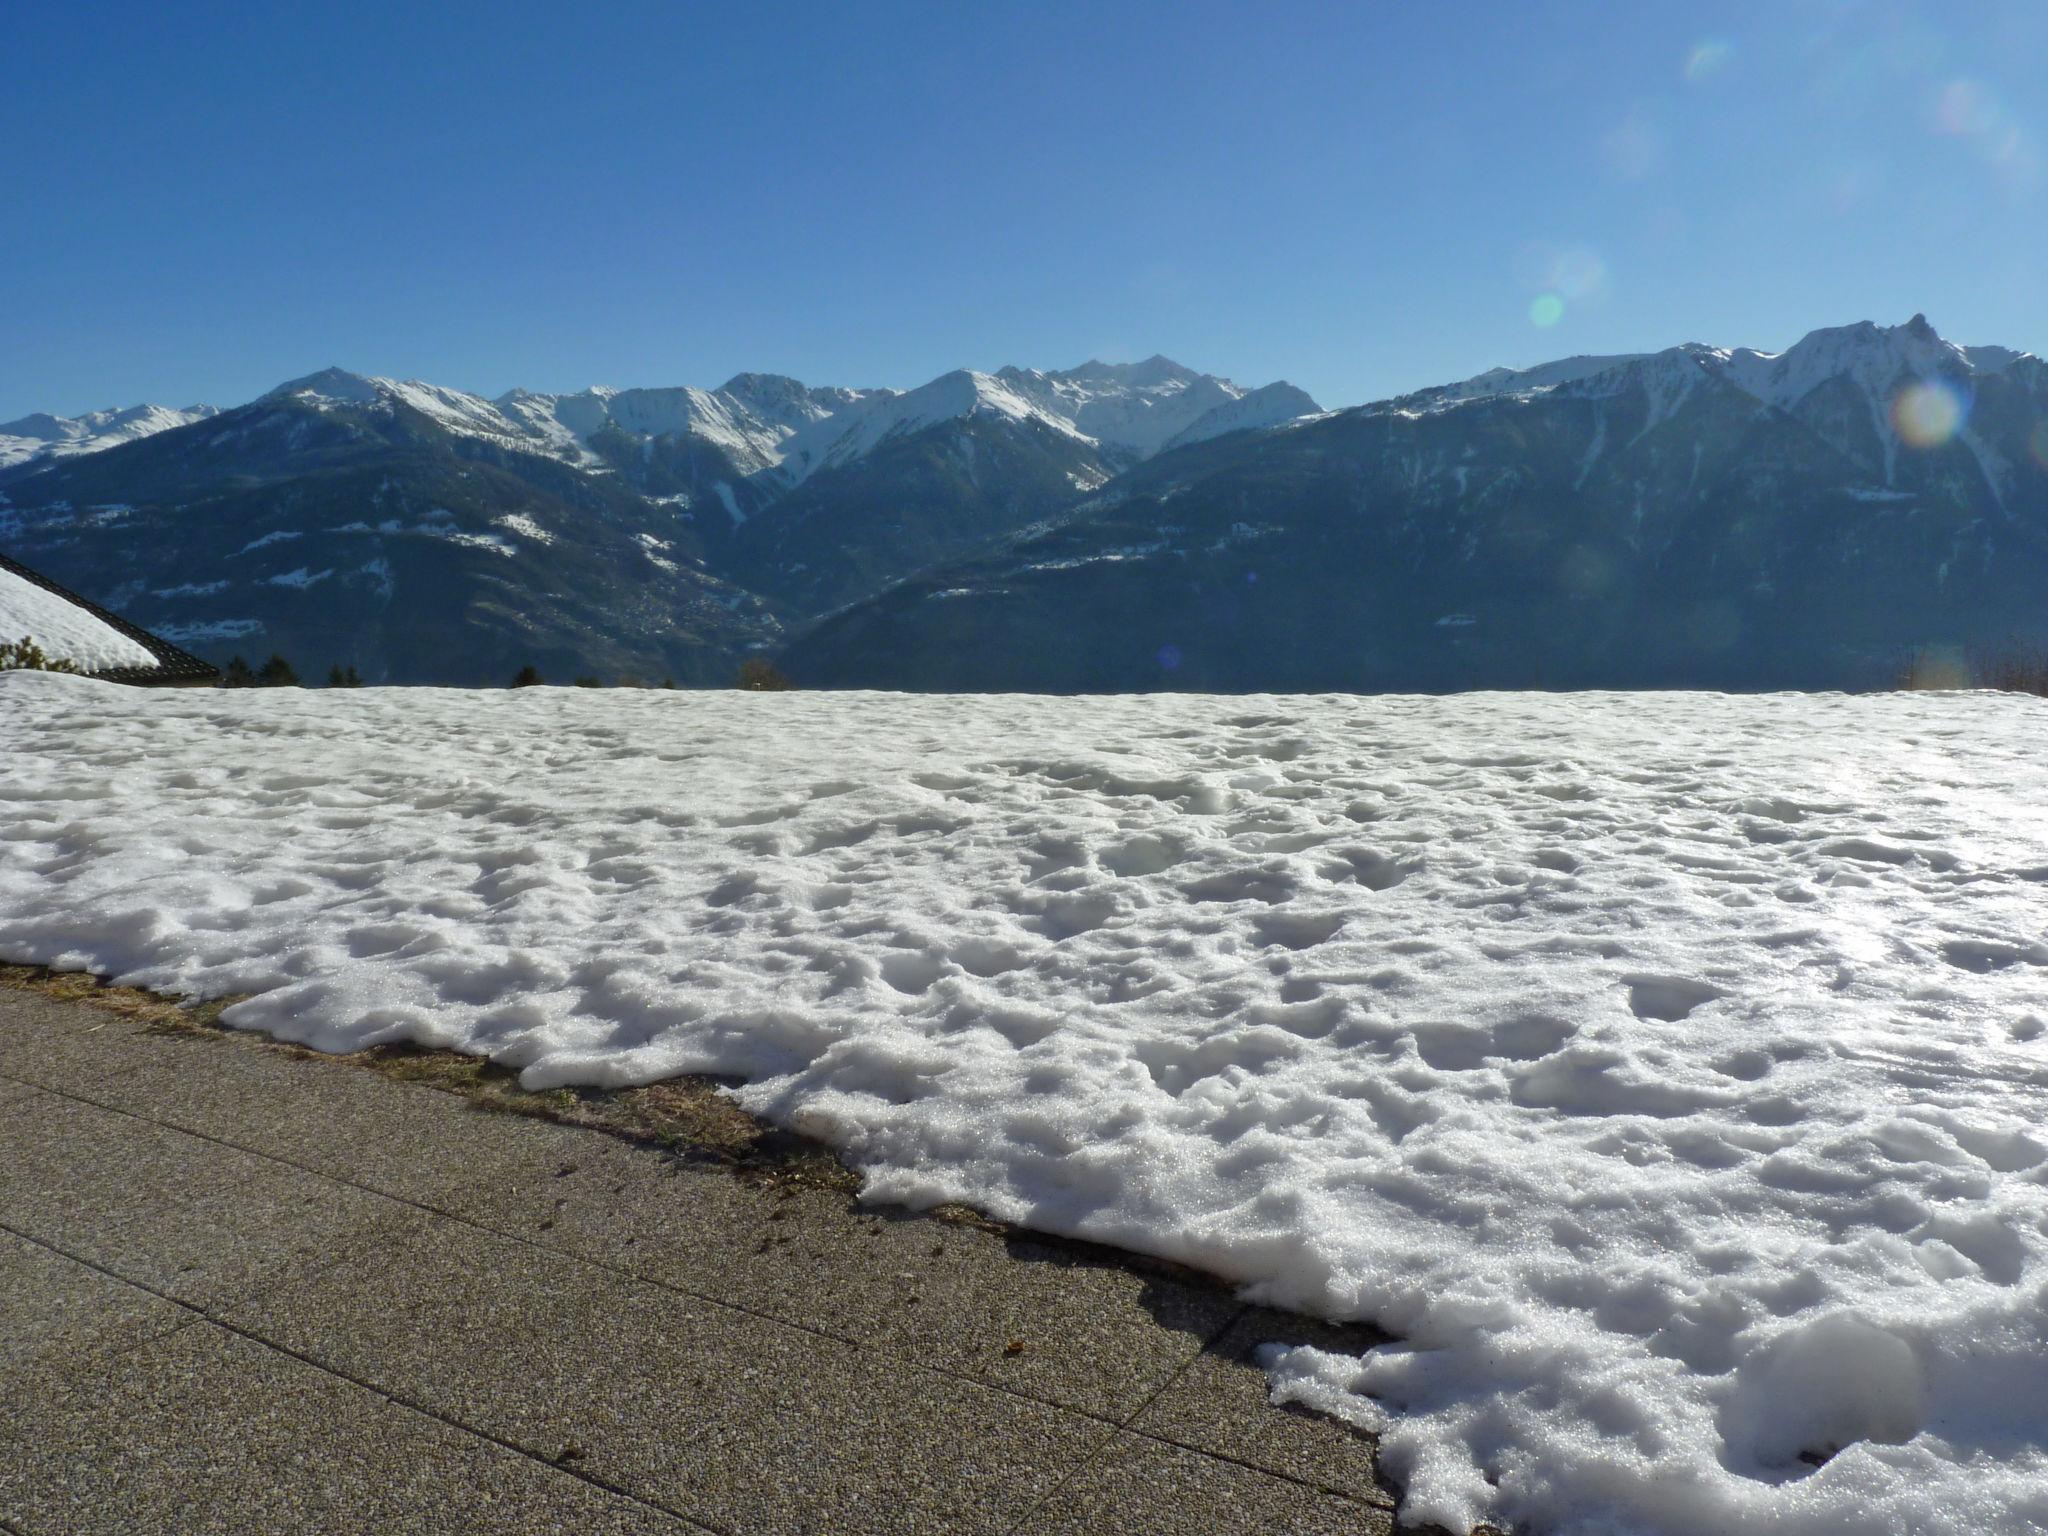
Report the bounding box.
[3,674,2046,1534]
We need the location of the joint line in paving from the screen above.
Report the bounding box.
[999,1300,1252,1535]
[6,1016,1404,1522]
[0,1061,1175,1431]
[0,1218,724,1536]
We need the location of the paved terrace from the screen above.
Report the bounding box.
[0,982,1405,1534]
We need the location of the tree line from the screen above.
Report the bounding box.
[218,655,795,690]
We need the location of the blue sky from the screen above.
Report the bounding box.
[5,0,2044,420]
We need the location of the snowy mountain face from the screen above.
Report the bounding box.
[243,354,1319,493]
[254,367,888,482]
[713,357,1324,613]
[9,318,2039,690]
[1401,316,2045,495]
[0,351,1309,681]
[763,356,1319,488]
[0,382,787,686]
[787,316,2048,693]
[0,402,219,471]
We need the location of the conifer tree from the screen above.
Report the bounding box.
[255,654,299,687]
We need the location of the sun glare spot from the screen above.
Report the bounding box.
[2028,420,2048,470]
[1529,294,1565,328]
[1892,381,1966,449]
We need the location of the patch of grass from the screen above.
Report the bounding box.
[0,963,856,1192]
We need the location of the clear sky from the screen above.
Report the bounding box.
[5,0,2044,420]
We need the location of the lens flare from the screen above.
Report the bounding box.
[1528,294,1565,328]
[1937,80,1998,137]
[1933,79,2041,188]
[1547,247,1608,301]
[1155,644,1182,673]
[1892,381,1966,449]
[1684,40,1734,82]
[1600,108,1664,181]
[2029,420,2048,470]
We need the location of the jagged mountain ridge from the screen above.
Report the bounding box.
[8,319,2041,691]
[249,355,1313,486]
[0,384,783,686]
[0,355,1316,681]
[0,403,222,471]
[783,317,2048,692]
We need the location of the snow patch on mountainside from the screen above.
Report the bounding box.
[773,370,1093,486]
[11,357,1316,490]
[1162,381,1325,452]
[492,375,891,477]
[1417,317,2035,420]
[771,358,1323,483]
[0,403,220,471]
[1400,316,2043,493]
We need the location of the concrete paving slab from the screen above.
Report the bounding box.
[76,1024,585,1214]
[0,983,1410,1531]
[450,1132,1240,1421]
[0,1088,407,1309]
[1129,1306,1392,1505]
[221,1207,1109,1535]
[0,986,160,1097]
[1028,1431,1394,1535]
[0,1319,708,1536]
[0,1227,193,1400]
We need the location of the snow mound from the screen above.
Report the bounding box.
[4,680,2047,1534]
[0,570,157,672]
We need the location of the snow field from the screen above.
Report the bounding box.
[0,568,158,672]
[3,675,2047,1534]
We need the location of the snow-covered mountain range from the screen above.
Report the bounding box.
[0,355,1316,684]
[1393,315,2034,494]
[251,355,1313,488]
[787,316,2048,692]
[0,403,221,471]
[4,317,2042,690]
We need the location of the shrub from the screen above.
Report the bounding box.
[736,657,794,691]
[0,636,82,674]
[222,655,256,687]
[511,664,543,688]
[326,663,362,688]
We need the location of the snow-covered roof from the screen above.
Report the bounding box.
[0,552,218,684]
